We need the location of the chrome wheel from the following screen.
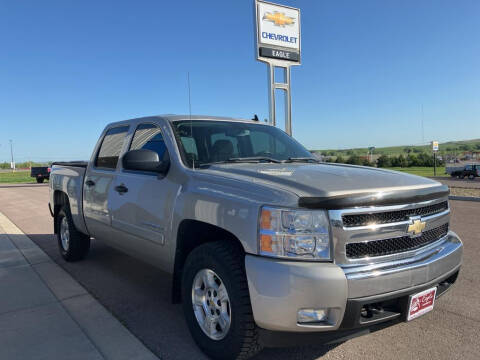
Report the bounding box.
[191,269,231,340]
[60,216,70,251]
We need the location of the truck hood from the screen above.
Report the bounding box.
[200,163,448,209]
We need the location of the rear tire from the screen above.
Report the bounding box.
[460,174,465,179]
[468,174,475,180]
[36,177,44,183]
[181,241,262,360]
[56,207,90,261]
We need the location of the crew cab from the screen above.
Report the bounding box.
[446,164,479,179]
[49,115,463,359]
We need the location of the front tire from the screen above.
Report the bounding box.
[57,207,90,261]
[181,241,262,360]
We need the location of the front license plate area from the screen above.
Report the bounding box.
[407,287,437,321]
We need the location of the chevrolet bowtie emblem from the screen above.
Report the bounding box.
[263,11,295,26]
[408,219,426,235]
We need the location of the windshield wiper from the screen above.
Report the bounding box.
[227,157,282,163]
[283,157,320,163]
[197,156,282,168]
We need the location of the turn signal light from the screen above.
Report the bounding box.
[260,209,271,230]
[260,234,272,252]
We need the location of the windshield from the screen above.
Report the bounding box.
[171,120,314,167]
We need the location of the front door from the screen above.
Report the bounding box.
[110,123,179,271]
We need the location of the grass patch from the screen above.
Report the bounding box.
[313,138,480,157]
[0,171,36,184]
[385,167,447,177]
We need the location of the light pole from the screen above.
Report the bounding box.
[9,139,14,171]
[368,146,375,163]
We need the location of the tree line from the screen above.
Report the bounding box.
[325,153,443,168]
[0,161,50,169]
[376,153,444,167]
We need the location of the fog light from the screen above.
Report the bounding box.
[297,308,329,324]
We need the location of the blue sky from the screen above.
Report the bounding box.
[1,0,479,162]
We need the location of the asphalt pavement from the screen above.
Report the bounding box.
[0,183,479,360]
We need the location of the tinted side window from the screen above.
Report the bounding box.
[130,123,168,160]
[95,126,129,169]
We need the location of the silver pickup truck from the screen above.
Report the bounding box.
[49,115,463,360]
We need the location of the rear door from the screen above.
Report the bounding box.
[109,123,179,269]
[83,125,129,241]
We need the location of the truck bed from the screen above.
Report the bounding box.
[51,161,88,168]
[49,162,88,235]
[445,166,464,174]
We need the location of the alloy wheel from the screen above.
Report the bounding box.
[191,269,231,340]
[60,216,70,251]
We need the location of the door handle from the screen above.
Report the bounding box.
[114,184,128,194]
[85,180,95,187]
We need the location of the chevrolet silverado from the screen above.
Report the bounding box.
[49,115,463,359]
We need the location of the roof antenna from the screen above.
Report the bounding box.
[187,72,194,170]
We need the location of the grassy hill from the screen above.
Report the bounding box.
[312,138,480,157]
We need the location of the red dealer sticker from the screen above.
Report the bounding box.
[407,287,437,321]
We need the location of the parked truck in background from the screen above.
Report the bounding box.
[446,164,479,179]
[31,166,50,183]
[49,115,463,360]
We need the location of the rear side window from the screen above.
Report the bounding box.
[130,123,168,160]
[95,126,129,169]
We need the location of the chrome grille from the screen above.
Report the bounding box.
[329,198,451,265]
[342,201,448,228]
[346,223,449,259]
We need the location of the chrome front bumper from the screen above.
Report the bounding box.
[245,231,463,332]
[343,231,463,298]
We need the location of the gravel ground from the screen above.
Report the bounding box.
[449,187,480,198]
[432,177,480,189]
[430,177,480,198]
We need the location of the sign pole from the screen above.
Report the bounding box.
[267,64,292,133]
[284,66,292,135]
[267,63,276,126]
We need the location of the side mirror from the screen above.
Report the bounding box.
[122,149,169,174]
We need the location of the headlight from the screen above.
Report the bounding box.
[258,206,331,261]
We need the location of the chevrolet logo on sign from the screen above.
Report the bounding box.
[263,11,295,27]
[407,218,426,236]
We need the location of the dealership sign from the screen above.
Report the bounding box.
[255,0,301,64]
[254,0,301,136]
